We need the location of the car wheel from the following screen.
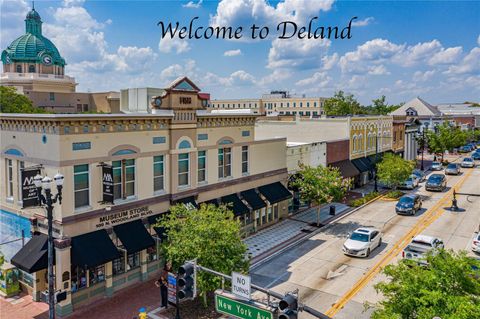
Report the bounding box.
[366,248,371,257]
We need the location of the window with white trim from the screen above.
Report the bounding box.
[218,147,232,178]
[153,155,164,192]
[198,151,206,183]
[6,159,13,199]
[242,146,248,174]
[74,164,89,208]
[113,159,135,200]
[178,153,190,186]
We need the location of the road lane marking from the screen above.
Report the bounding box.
[325,168,474,317]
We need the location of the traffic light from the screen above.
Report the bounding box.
[178,261,196,300]
[278,293,298,319]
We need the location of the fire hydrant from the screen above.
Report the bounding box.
[138,307,147,319]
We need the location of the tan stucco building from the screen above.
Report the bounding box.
[0,77,290,316]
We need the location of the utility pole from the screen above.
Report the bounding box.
[374,134,379,193]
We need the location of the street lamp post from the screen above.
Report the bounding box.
[421,130,425,171]
[34,172,64,319]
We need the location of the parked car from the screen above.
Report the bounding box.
[402,235,444,266]
[468,143,477,150]
[343,227,382,258]
[395,194,422,216]
[425,174,447,191]
[472,151,480,160]
[431,161,443,171]
[472,233,480,253]
[445,163,461,175]
[412,169,426,182]
[459,145,472,153]
[399,175,419,190]
[461,157,475,168]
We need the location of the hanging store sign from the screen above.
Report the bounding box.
[21,167,41,208]
[102,164,114,204]
[167,272,177,305]
[95,206,153,229]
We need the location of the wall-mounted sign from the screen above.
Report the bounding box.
[179,97,192,104]
[21,168,41,208]
[96,206,153,229]
[102,165,114,204]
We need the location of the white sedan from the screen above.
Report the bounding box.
[461,157,475,168]
[343,227,383,257]
[473,233,480,253]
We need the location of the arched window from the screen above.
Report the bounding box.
[28,65,35,73]
[178,140,191,149]
[112,149,137,156]
[359,134,363,151]
[352,136,357,152]
[16,65,22,73]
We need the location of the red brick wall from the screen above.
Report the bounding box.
[453,116,475,127]
[327,139,350,164]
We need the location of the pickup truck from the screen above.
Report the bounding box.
[402,235,444,266]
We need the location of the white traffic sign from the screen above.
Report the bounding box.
[232,272,251,300]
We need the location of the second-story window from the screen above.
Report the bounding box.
[6,159,13,199]
[198,150,206,183]
[49,92,55,101]
[113,159,135,200]
[153,155,164,192]
[218,147,231,178]
[242,146,248,174]
[74,164,89,208]
[178,153,189,186]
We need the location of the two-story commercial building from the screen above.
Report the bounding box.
[0,77,291,316]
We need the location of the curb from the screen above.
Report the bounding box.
[250,193,385,271]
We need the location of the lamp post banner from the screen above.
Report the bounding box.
[102,164,114,204]
[21,168,41,208]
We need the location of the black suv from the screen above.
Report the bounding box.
[395,194,422,215]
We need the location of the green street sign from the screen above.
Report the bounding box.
[215,290,274,319]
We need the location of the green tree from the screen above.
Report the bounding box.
[372,250,480,319]
[366,96,403,115]
[156,203,249,306]
[376,153,415,189]
[0,86,48,113]
[323,91,364,116]
[291,164,351,226]
[426,122,466,161]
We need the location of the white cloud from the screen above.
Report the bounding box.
[258,69,292,86]
[295,72,331,87]
[368,65,390,75]
[428,46,462,65]
[351,17,374,27]
[339,38,403,73]
[446,47,480,75]
[158,36,190,54]
[160,59,198,84]
[0,0,29,50]
[204,69,256,87]
[395,40,442,67]
[413,70,436,82]
[182,0,203,9]
[321,53,338,70]
[267,37,331,69]
[224,49,242,56]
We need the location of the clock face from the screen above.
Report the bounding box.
[42,55,52,65]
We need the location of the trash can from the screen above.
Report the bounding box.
[329,205,336,216]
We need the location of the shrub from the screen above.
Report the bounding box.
[385,190,403,199]
[350,191,379,207]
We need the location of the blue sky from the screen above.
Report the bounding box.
[1,0,479,104]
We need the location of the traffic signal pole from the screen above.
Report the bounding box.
[193,263,331,319]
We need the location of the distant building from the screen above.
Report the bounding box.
[209,91,327,117]
[1,7,119,113]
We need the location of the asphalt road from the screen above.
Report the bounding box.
[250,164,480,319]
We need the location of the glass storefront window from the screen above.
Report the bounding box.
[89,265,105,286]
[267,206,273,222]
[127,252,140,271]
[146,246,158,263]
[261,208,267,224]
[273,204,279,220]
[112,253,125,275]
[71,266,88,292]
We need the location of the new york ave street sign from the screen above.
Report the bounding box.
[215,290,273,319]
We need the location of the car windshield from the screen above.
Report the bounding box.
[398,197,413,204]
[447,164,457,169]
[429,175,443,182]
[464,158,472,162]
[350,232,369,242]
[432,162,440,166]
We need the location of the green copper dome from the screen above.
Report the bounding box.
[1,8,66,67]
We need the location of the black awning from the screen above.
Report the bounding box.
[11,233,52,273]
[240,189,266,210]
[173,196,198,210]
[147,211,169,225]
[113,220,155,254]
[153,226,168,241]
[368,152,384,165]
[220,194,249,216]
[329,160,360,178]
[71,229,120,268]
[352,158,372,173]
[258,182,292,204]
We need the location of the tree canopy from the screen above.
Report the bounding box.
[0,86,48,113]
[156,203,249,305]
[372,250,480,319]
[291,164,351,205]
[377,153,415,189]
[323,92,402,116]
[426,122,467,160]
[366,95,403,115]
